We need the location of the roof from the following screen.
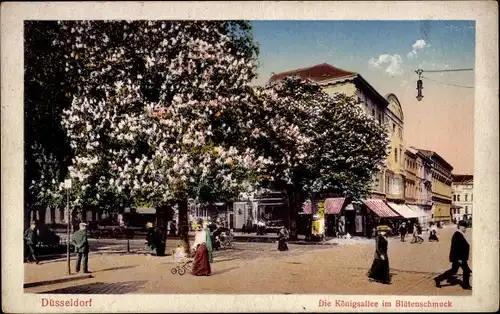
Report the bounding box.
[269,63,388,107]
[269,63,357,84]
[415,149,454,171]
[452,174,473,184]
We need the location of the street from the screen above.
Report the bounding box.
[25,225,472,295]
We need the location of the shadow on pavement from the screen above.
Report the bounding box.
[91,265,139,274]
[211,267,239,275]
[40,280,148,294]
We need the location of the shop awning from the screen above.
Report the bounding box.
[324,198,346,214]
[407,205,432,218]
[364,199,399,218]
[387,203,420,219]
[299,201,312,214]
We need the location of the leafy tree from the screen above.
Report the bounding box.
[24,21,75,226]
[58,20,263,252]
[246,77,390,238]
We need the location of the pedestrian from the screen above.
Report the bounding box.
[145,222,166,256]
[72,222,90,273]
[411,223,423,243]
[277,226,289,251]
[415,223,424,243]
[398,222,407,242]
[24,222,39,264]
[428,223,439,242]
[367,225,391,284]
[434,221,472,290]
[191,219,212,276]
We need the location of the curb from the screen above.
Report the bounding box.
[24,273,92,288]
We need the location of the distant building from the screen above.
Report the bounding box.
[415,149,454,222]
[404,148,418,205]
[451,174,473,222]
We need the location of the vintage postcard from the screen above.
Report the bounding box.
[1,1,498,313]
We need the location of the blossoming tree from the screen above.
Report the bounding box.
[246,77,390,238]
[58,20,266,252]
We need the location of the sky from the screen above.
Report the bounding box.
[249,20,475,175]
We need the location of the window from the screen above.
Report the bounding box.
[457,195,461,202]
[465,194,468,201]
[372,109,375,117]
[393,123,396,132]
[471,194,473,201]
[399,149,402,165]
[465,206,468,214]
[453,195,456,201]
[398,128,402,139]
[394,148,398,163]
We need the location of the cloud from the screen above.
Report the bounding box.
[368,54,404,76]
[407,39,428,59]
[400,80,409,87]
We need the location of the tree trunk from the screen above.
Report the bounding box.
[284,187,299,241]
[178,198,191,254]
[155,205,169,256]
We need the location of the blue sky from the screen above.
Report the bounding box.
[249,20,476,174]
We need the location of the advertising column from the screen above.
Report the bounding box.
[311,200,325,240]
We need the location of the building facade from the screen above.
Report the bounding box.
[414,148,433,211]
[270,63,391,199]
[451,175,473,222]
[404,148,418,204]
[416,149,454,222]
[385,94,406,204]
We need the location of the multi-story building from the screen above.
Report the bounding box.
[416,149,454,222]
[269,63,392,199]
[414,148,433,211]
[385,94,406,204]
[451,174,473,222]
[404,148,418,204]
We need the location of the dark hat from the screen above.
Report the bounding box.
[458,220,468,227]
[30,221,36,225]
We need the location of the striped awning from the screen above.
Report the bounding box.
[387,203,420,219]
[364,199,399,218]
[324,198,346,214]
[299,201,312,214]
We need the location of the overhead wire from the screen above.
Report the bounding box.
[421,76,474,89]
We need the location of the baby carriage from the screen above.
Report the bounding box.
[219,230,235,249]
[171,246,193,275]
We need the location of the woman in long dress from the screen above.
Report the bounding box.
[277,226,289,251]
[191,221,213,276]
[367,226,391,284]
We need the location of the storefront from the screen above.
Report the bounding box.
[324,197,346,236]
[363,199,400,235]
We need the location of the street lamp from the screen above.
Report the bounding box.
[64,179,72,275]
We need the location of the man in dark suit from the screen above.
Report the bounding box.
[72,222,90,273]
[24,222,39,264]
[434,220,471,289]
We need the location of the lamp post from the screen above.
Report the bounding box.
[64,179,72,275]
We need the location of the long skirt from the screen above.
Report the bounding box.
[368,258,391,284]
[278,239,289,251]
[191,244,211,276]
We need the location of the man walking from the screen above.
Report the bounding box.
[434,221,472,290]
[398,222,407,242]
[72,222,90,273]
[24,222,39,264]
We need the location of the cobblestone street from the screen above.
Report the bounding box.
[24,226,472,295]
